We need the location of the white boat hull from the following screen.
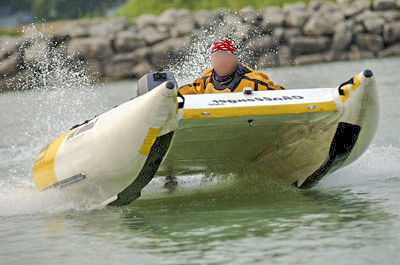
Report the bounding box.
[32,70,379,205]
[33,81,181,205]
[158,70,379,188]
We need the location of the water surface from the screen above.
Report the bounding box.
[0,57,399,265]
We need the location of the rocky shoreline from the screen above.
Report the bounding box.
[1,0,400,91]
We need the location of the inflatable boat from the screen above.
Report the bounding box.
[32,70,379,206]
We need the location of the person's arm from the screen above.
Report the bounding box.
[252,72,286,90]
[178,77,206,95]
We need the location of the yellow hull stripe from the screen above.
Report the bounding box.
[182,101,337,120]
[340,74,361,102]
[174,91,179,114]
[352,74,360,91]
[33,130,73,190]
[138,127,160,155]
[340,86,350,102]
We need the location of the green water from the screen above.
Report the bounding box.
[0,57,399,264]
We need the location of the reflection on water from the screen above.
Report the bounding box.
[15,183,394,265]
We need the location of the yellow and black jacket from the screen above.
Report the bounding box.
[179,63,285,94]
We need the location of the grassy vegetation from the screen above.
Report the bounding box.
[0,27,22,37]
[118,0,310,19]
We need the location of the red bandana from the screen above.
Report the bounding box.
[210,39,237,55]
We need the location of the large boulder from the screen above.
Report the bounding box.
[373,0,397,10]
[340,0,371,18]
[378,43,400,57]
[222,13,244,25]
[326,49,349,62]
[242,36,277,65]
[288,36,330,55]
[363,15,385,35]
[352,23,365,34]
[109,47,151,64]
[239,6,261,25]
[307,0,325,12]
[282,2,307,13]
[282,2,309,28]
[175,9,193,20]
[383,21,400,44]
[157,8,177,28]
[286,10,310,28]
[113,30,145,53]
[104,47,152,79]
[294,53,326,65]
[257,52,279,68]
[0,53,21,77]
[281,28,302,44]
[212,7,230,19]
[83,59,104,80]
[214,14,252,43]
[378,10,400,22]
[261,7,285,32]
[137,26,169,46]
[170,15,196,37]
[318,1,341,15]
[277,45,293,66]
[88,17,129,38]
[232,23,257,44]
[57,20,90,38]
[135,14,158,30]
[348,44,375,60]
[194,10,220,29]
[246,36,277,51]
[131,61,155,77]
[68,37,113,60]
[303,11,345,36]
[355,34,384,52]
[0,37,22,60]
[354,10,386,35]
[353,10,385,36]
[332,21,354,51]
[150,36,191,69]
[272,27,285,44]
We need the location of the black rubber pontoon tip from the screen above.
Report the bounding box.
[165,81,175,89]
[363,69,373,78]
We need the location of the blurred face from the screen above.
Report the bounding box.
[211,51,239,77]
